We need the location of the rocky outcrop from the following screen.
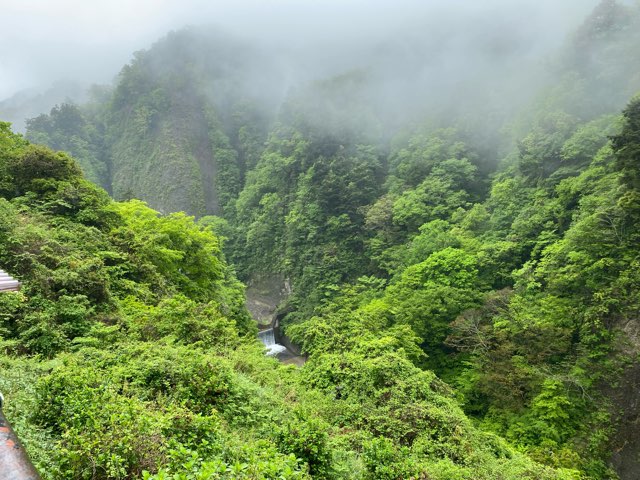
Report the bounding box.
[245,273,290,326]
[609,319,640,480]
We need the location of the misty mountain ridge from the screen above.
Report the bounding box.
[17,0,638,216]
[2,1,640,479]
[0,80,88,133]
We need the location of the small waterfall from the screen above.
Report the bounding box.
[258,328,287,356]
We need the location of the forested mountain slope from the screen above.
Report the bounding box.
[4,0,640,479]
[0,121,583,479]
[26,29,280,216]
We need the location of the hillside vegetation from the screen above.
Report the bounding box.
[2,0,640,479]
[0,119,582,479]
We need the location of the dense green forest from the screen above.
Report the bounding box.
[2,0,640,479]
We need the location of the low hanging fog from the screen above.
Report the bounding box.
[1,0,599,118]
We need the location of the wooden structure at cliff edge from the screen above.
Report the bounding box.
[0,269,20,292]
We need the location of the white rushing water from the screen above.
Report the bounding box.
[258,328,287,356]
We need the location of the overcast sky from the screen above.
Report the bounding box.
[0,0,600,100]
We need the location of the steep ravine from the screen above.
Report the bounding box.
[245,273,305,366]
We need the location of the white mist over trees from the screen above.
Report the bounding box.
[2,1,640,479]
[2,0,597,121]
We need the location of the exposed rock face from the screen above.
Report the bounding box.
[246,273,305,366]
[610,362,640,480]
[609,319,640,480]
[245,273,290,326]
